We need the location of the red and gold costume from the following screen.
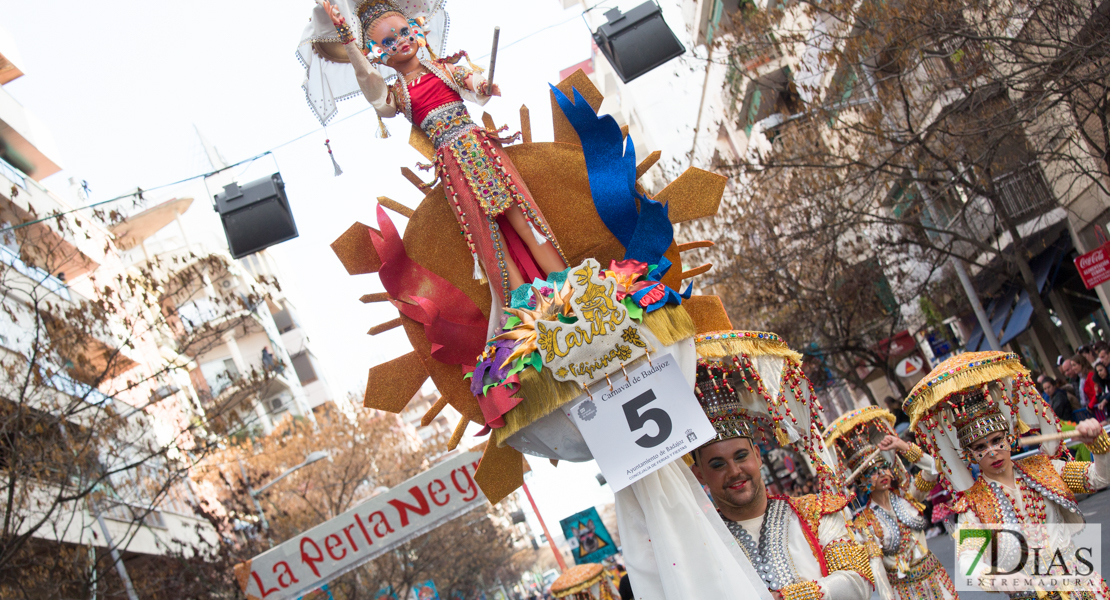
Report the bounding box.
[905,351,1110,600]
[825,407,958,600]
[382,59,567,303]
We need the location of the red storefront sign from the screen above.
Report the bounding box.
[1075,242,1110,289]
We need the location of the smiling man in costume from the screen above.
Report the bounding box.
[689,333,874,600]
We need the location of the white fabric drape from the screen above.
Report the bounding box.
[615,461,774,600]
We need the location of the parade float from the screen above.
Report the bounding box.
[294,0,801,597]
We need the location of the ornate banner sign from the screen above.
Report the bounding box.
[537,258,648,385]
[235,451,484,600]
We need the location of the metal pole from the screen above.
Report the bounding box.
[521,480,567,571]
[238,457,271,531]
[487,27,500,89]
[918,185,1001,351]
[93,503,140,600]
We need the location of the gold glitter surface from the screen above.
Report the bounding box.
[404,188,493,317]
[409,124,435,161]
[504,143,626,266]
[364,351,427,412]
[550,69,604,146]
[683,295,734,333]
[233,561,253,598]
[519,105,532,144]
[331,222,383,275]
[399,316,485,424]
[655,167,727,224]
[475,440,525,504]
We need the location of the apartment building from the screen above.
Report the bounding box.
[675,0,1110,398]
[0,25,218,591]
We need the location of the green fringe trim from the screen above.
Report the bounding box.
[642,305,696,346]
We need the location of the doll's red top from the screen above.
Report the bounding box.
[408,72,463,125]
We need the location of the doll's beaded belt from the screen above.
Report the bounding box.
[421,102,477,149]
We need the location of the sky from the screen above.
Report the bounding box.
[0,0,707,545]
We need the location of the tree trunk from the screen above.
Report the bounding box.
[987,194,1067,378]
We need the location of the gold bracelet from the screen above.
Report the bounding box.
[1087,432,1110,455]
[335,21,355,45]
[900,442,923,464]
[913,472,937,493]
[1063,461,1094,494]
[779,581,823,600]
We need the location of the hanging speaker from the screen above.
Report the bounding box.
[214,173,299,259]
[592,2,686,84]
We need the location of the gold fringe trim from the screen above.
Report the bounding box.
[642,305,696,347]
[1016,416,1032,434]
[907,358,1029,428]
[824,407,897,446]
[493,367,582,447]
[491,307,695,446]
[682,453,695,467]
[696,336,803,362]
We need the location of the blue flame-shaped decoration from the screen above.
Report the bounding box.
[550,85,675,267]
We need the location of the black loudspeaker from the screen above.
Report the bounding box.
[214,173,299,259]
[592,2,686,84]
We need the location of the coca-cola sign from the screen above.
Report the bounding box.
[1075,242,1110,289]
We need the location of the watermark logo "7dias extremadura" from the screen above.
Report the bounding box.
[955,524,1103,594]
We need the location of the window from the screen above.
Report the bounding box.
[272,301,297,333]
[291,351,319,385]
[177,299,218,333]
[200,358,239,396]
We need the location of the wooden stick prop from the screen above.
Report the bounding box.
[1018,430,1081,447]
[487,26,500,90]
[844,449,881,485]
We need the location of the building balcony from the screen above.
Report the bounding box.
[0,85,63,181]
[994,163,1057,224]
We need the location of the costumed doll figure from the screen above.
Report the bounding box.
[905,351,1110,599]
[317,0,567,330]
[825,407,957,600]
[688,331,875,600]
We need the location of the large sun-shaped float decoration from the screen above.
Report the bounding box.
[330,69,732,502]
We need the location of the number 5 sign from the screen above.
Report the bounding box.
[565,353,715,491]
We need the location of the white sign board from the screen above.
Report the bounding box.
[565,353,715,491]
[236,451,485,600]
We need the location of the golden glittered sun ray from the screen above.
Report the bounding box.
[331,68,728,504]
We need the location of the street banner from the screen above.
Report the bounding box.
[1075,241,1110,289]
[564,353,715,491]
[412,580,440,600]
[559,506,617,565]
[235,451,485,600]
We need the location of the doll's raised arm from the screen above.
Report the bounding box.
[320,1,397,117]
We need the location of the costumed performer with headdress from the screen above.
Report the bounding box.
[308,0,567,334]
[825,407,957,600]
[905,351,1110,599]
[688,330,874,600]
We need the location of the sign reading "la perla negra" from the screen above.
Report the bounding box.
[235,451,485,600]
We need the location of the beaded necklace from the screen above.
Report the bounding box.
[724,499,802,590]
